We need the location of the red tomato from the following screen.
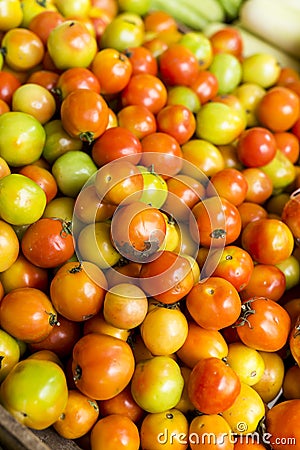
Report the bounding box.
[239,263,286,302]
[190,70,219,104]
[91,126,142,166]
[207,168,248,206]
[28,314,82,360]
[191,196,242,248]
[241,218,295,265]
[237,201,268,229]
[0,71,21,105]
[121,73,168,114]
[236,127,277,167]
[28,10,64,45]
[0,287,58,343]
[274,131,300,163]
[117,105,157,140]
[21,217,74,269]
[90,414,140,450]
[204,245,254,292]
[72,332,135,400]
[60,88,109,143]
[235,297,291,352]
[159,43,199,87]
[110,201,166,262]
[139,250,194,304]
[156,104,196,145]
[124,45,158,76]
[281,189,300,242]
[241,168,273,205]
[188,357,241,414]
[27,70,60,92]
[210,27,243,57]
[18,164,58,204]
[186,276,242,330]
[54,67,101,99]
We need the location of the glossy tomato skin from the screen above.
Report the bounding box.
[72,332,135,400]
[235,297,291,352]
[281,191,300,242]
[159,43,199,86]
[266,400,300,449]
[139,250,194,304]
[241,218,295,265]
[0,287,58,343]
[0,359,68,430]
[50,261,107,322]
[188,357,241,414]
[186,277,242,330]
[60,88,109,143]
[54,67,101,99]
[21,218,74,269]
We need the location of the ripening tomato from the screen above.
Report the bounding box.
[139,250,194,304]
[189,413,234,450]
[21,217,74,269]
[176,321,228,369]
[281,189,300,243]
[210,27,243,57]
[289,314,300,366]
[235,297,291,352]
[90,414,140,450]
[131,355,184,414]
[103,283,148,330]
[0,287,59,343]
[265,400,300,450]
[140,408,189,450]
[237,202,268,229]
[0,254,48,294]
[110,201,166,262]
[91,48,132,95]
[0,219,19,273]
[156,104,196,145]
[47,20,97,70]
[54,67,101,99]
[0,0,23,31]
[18,164,58,204]
[140,304,188,356]
[241,168,273,205]
[188,356,241,414]
[1,28,44,71]
[0,329,20,383]
[274,131,300,164]
[222,382,265,434]
[186,277,241,330]
[117,104,157,140]
[241,218,295,265]
[207,168,248,206]
[72,332,135,400]
[53,389,99,440]
[28,9,64,45]
[0,359,68,430]
[191,196,242,248]
[50,261,107,322]
[226,342,265,386]
[124,45,158,76]
[0,71,21,105]
[257,86,300,132]
[94,159,144,205]
[60,88,109,143]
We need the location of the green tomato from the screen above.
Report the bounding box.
[42,119,83,165]
[276,255,300,290]
[260,149,296,192]
[179,31,213,69]
[100,12,145,52]
[0,174,47,226]
[131,355,184,413]
[167,85,201,113]
[52,151,97,198]
[137,165,168,208]
[233,82,266,128]
[117,0,151,15]
[209,53,242,94]
[195,102,246,146]
[0,359,68,430]
[0,329,20,383]
[47,20,98,70]
[0,111,46,167]
[241,53,281,88]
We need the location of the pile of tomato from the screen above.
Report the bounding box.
[1,0,300,449]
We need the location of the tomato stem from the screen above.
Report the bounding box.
[233,299,256,329]
[73,365,82,382]
[79,131,95,144]
[69,263,82,274]
[47,312,60,327]
[210,228,226,240]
